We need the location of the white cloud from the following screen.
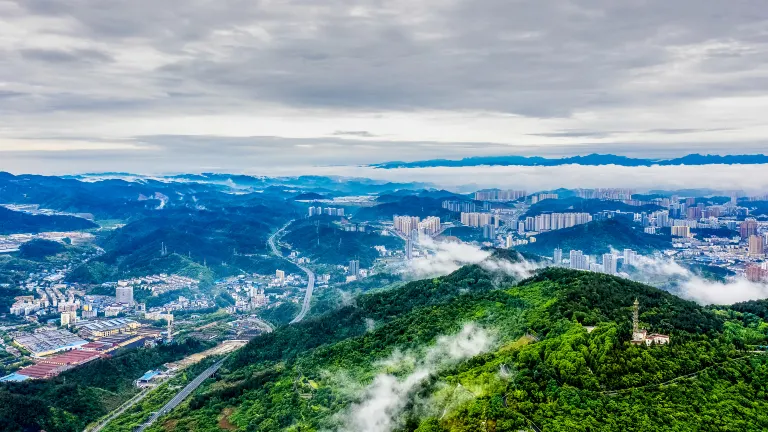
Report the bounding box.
[403,238,491,278]
[337,323,493,432]
[402,237,540,280]
[629,255,768,305]
[678,277,768,305]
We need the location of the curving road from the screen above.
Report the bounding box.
[267,221,315,324]
[135,357,228,432]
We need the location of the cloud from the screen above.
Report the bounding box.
[2,1,768,171]
[332,130,379,138]
[19,47,114,64]
[337,323,493,432]
[628,255,768,305]
[401,237,541,280]
[403,238,492,278]
[678,277,768,305]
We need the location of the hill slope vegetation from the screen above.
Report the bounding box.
[133,260,768,432]
[520,219,670,256]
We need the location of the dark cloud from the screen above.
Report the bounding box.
[528,128,736,138]
[2,0,768,173]
[20,48,113,64]
[4,0,767,116]
[332,131,378,138]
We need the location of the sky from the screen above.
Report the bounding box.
[1,0,768,176]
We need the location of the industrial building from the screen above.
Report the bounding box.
[15,350,103,379]
[74,318,141,338]
[12,329,88,357]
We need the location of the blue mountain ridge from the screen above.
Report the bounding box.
[371,153,768,168]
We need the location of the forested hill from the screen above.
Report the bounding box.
[67,207,297,285]
[0,206,97,234]
[523,197,662,218]
[353,196,458,221]
[520,218,670,256]
[282,217,402,266]
[148,262,768,432]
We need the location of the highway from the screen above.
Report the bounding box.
[267,220,316,324]
[135,357,228,432]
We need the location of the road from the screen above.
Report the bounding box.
[267,221,316,324]
[86,386,155,432]
[135,357,228,432]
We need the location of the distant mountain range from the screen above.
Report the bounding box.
[371,153,768,169]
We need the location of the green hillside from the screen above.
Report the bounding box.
[523,197,662,218]
[0,207,97,234]
[116,260,768,432]
[16,239,65,259]
[520,219,670,256]
[0,339,214,432]
[283,217,402,267]
[67,208,291,284]
[353,196,457,221]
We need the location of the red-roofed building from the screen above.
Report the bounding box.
[17,363,65,379]
[17,350,103,379]
[79,342,112,352]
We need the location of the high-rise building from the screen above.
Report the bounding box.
[623,249,637,267]
[115,284,134,305]
[482,224,496,239]
[746,265,768,282]
[443,200,478,213]
[603,253,617,275]
[525,212,592,232]
[748,235,765,257]
[276,269,285,282]
[553,248,563,265]
[570,250,589,270]
[348,260,360,276]
[506,235,514,249]
[741,218,759,240]
[405,238,413,260]
[460,212,493,227]
[394,216,421,234]
[671,225,691,238]
[418,217,441,236]
[518,221,525,235]
[473,190,526,201]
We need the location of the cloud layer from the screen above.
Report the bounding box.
[403,238,540,279]
[2,1,768,172]
[338,323,493,432]
[630,255,768,305]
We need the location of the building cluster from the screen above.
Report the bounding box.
[74,318,141,338]
[12,328,88,357]
[746,263,768,282]
[113,274,199,296]
[231,286,268,312]
[631,299,670,346]
[393,216,421,234]
[442,200,480,213]
[520,212,592,233]
[308,206,345,217]
[530,193,559,204]
[2,320,163,381]
[556,248,638,276]
[577,188,634,200]
[461,212,495,228]
[393,215,442,237]
[473,190,527,201]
